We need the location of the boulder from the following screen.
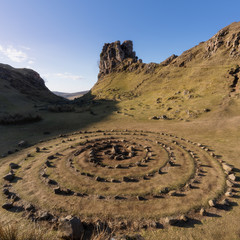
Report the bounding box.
[228,174,236,181]
[2,202,13,210]
[208,199,216,207]
[9,162,20,169]
[3,173,14,181]
[25,203,35,211]
[222,163,233,173]
[54,187,62,194]
[199,208,206,216]
[58,216,83,240]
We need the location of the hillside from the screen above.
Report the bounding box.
[0,63,64,116]
[89,22,240,121]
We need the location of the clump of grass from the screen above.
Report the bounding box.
[0,224,46,240]
[0,113,42,125]
[48,104,75,112]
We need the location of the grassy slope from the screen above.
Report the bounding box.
[91,23,240,121]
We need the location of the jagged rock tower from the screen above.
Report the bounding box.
[98,40,138,78]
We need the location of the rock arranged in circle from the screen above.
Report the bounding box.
[0,129,238,230]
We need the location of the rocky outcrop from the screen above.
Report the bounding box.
[160,54,178,66]
[98,40,138,78]
[205,24,240,57]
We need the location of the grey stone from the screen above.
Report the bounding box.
[9,163,20,169]
[2,202,13,210]
[3,173,14,181]
[58,215,83,240]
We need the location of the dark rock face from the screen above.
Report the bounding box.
[0,63,63,103]
[98,40,138,78]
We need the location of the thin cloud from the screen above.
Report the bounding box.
[43,72,84,81]
[0,45,28,63]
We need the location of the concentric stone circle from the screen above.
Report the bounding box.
[1,129,237,230]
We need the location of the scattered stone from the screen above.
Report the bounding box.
[36,147,40,152]
[226,180,234,187]
[222,163,233,173]
[2,202,13,210]
[58,215,84,240]
[25,203,35,211]
[221,198,230,206]
[3,188,10,195]
[38,211,52,221]
[169,191,177,196]
[137,196,146,201]
[98,195,105,199]
[165,217,178,226]
[228,174,236,181]
[225,191,233,197]
[123,176,138,182]
[180,215,188,222]
[3,173,15,182]
[95,176,105,182]
[45,160,52,167]
[47,155,55,160]
[9,162,20,170]
[200,208,206,216]
[208,199,216,207]
[115,164,122,169]
[54,187,62,194]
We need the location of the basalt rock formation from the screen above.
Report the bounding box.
[98,40,139,78]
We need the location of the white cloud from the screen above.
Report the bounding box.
[0,45,35,65]
[43,72,84,81]
[28,60,34,64]
[0,45,28,63]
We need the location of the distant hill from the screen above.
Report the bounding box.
[87,22,240,121]
[53,90,89,100]
[0,63,64,117]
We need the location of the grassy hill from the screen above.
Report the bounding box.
[0,63,64,116]
[90,22,240,121]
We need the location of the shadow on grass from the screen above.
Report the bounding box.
[0,91,119,156]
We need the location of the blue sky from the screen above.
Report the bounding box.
[0,0,239,92]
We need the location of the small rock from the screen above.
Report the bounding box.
[3,188,10,195]
[2,202,13,210]
[225,191,233,197]
[58,216,83,240]
[25,203,35,211]
[3,173,15,182]
[36,147,40,152]
[208,199,216,207]
[54,187,62,194]
[180,215,188,222]
[222,163,233,173]
[38,211,52,221]
[165,217,177,226]
[9,163,20,169]
[200,208,206,216]
[228,174,236,181]
[137,196,146,201]
[169,191,177,196]
[221,198,230,206]
[226,180,234,188]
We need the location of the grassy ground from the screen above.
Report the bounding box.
[0,106,240,239]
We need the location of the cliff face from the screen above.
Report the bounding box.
[98,40,138,78]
